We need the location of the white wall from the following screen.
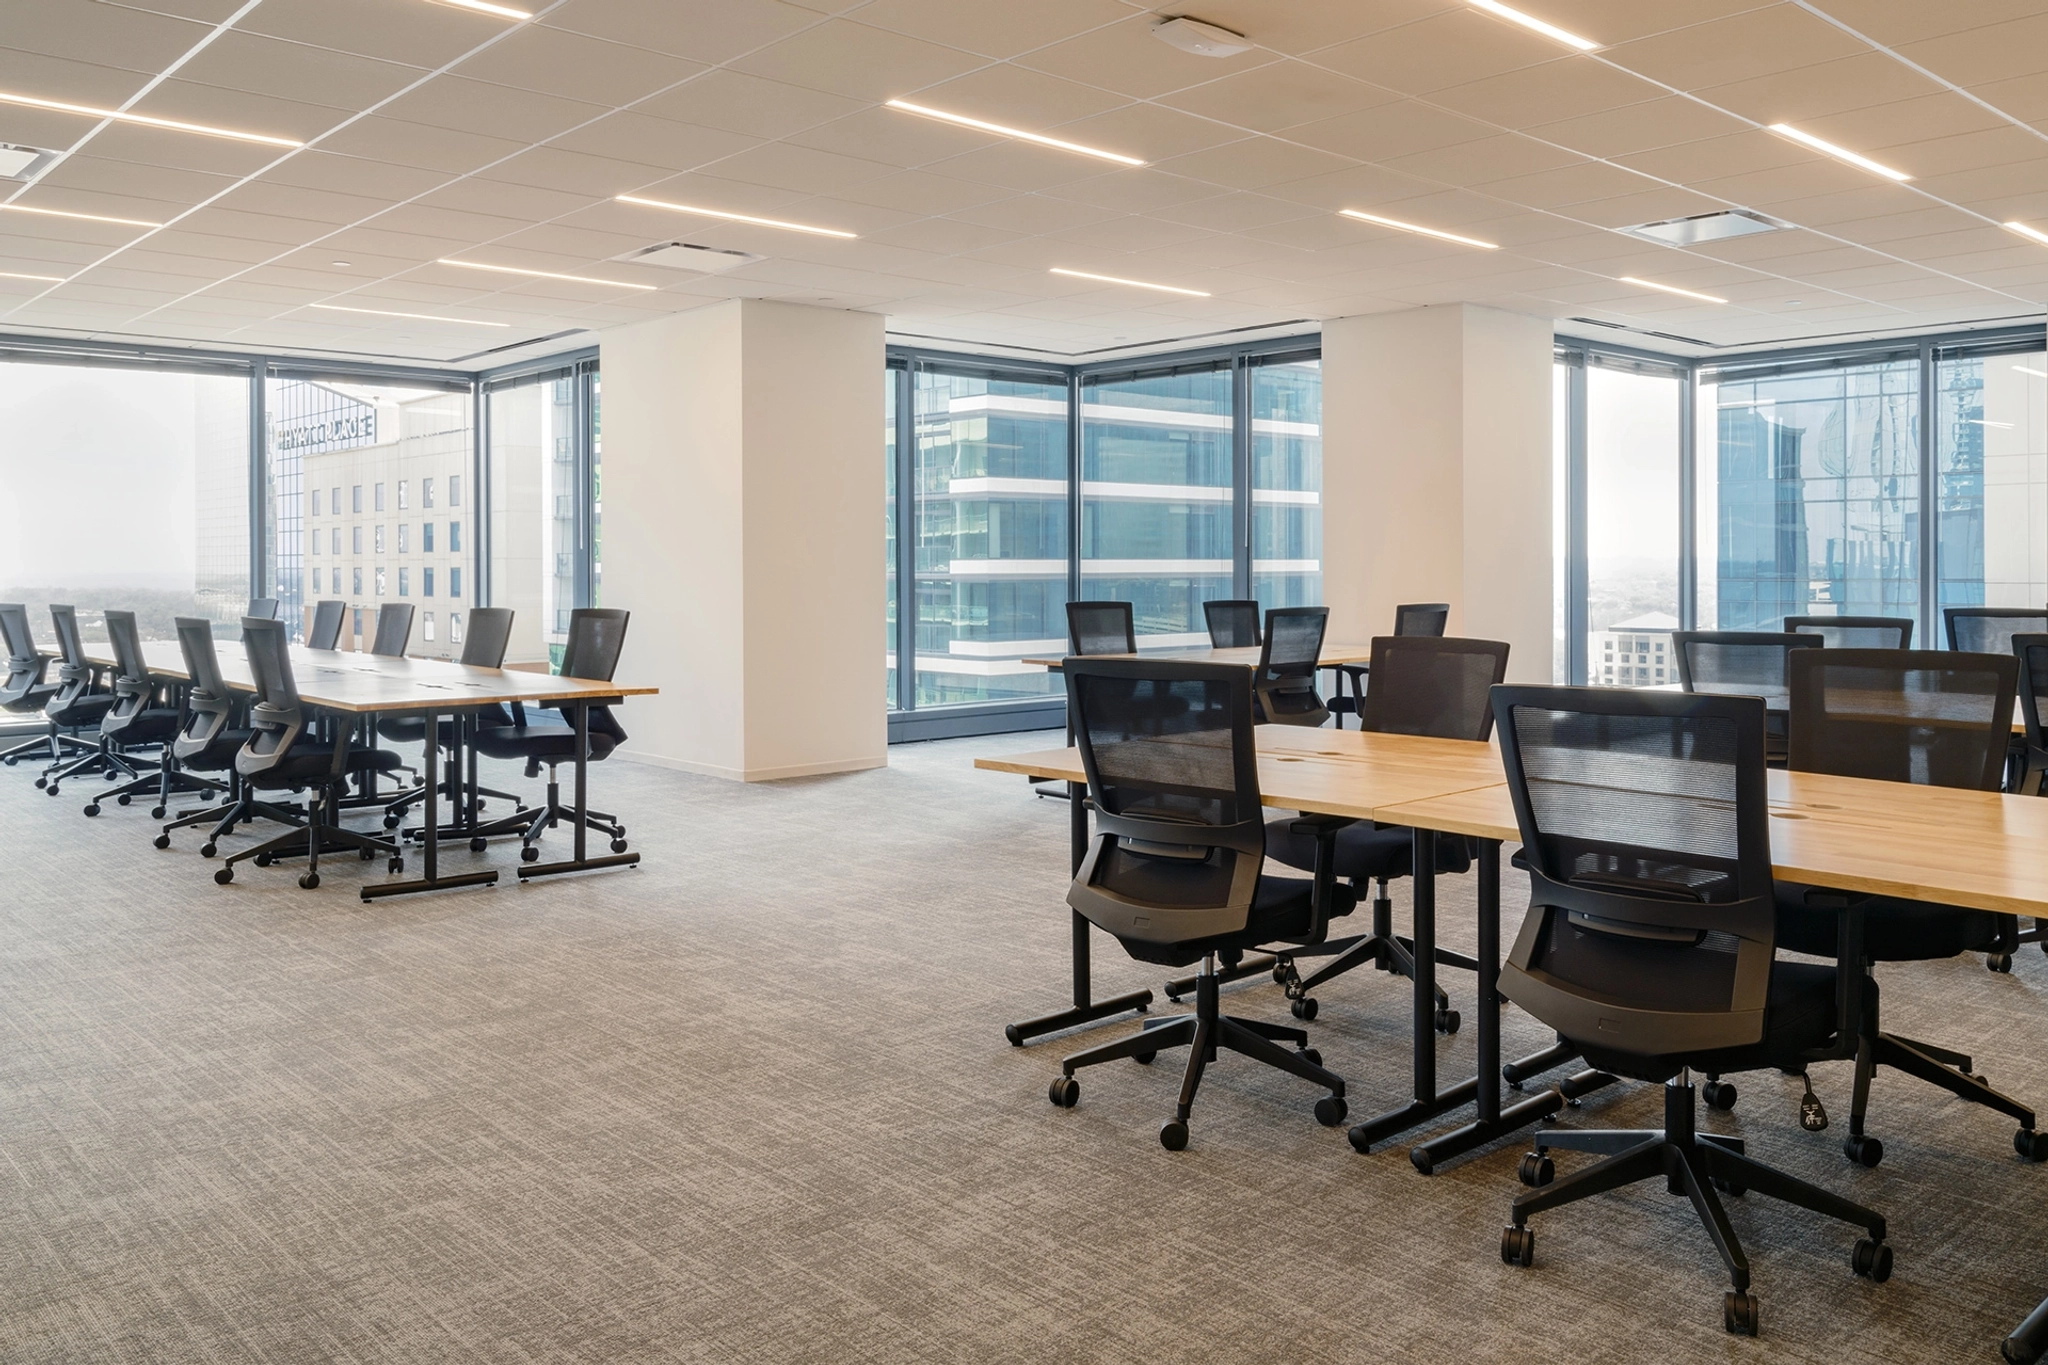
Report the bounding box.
[601,299,887,780]
[1322,303,1554,682]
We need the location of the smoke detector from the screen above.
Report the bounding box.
[1617,210,1789,247]
[1152,16,1252,57]
[0,144,58,180]
[612,241,764,275]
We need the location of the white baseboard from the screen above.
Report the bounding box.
[615,747,887,783]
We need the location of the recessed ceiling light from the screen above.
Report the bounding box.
[1617,209,1787,247]
[309,303,509,327]
[2003,221,2048,248]
[1467,0,1599,50]
[1339,209,1497,249]
[2014,365,2048,379]
[1049,267,1208,297]
[1766,123,1910,182]
[1151,16,1253,58]
[614,195,857,239]
[425,0,532,17]
[0,269,63,283]
[0,89,301,147]
[884,99,1145,167]
[0,143,57,179]
[1620,276,1728,304]
[1968,418,2015,429]
[438,258,658,290]
[0,202,161,228]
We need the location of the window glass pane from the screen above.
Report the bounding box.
[1250,356,1321,610]
[1080,364,1231,643]
[1585,366,1681,688]
[487,376,580,667]
[1937,351,2048,616]
[0,363,249,645]
[914,367,1068,706]
[884,369,899,710]
[1552,360,1570,683]
[269,377,470,653]
[1708,359,1919,630]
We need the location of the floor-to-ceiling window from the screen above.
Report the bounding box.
[884,364,900,709]
[1585,363,1684,686]
[1250,353,1322,610]
[1936,344,2048,619]
[0,359,249,645]
[482,359,596,669]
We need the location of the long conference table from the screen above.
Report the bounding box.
[86,638,656,902]
[977,724,2048,1173]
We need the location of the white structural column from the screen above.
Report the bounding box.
[1320,303,1554,683]
[601,298,887,780]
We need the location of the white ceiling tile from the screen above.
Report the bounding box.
[166,31,427,111]
[1427,54,1665,128]
[476,145,678,199]
[313,117,529,176]
[375,77,611,145]
[73,123,289,179]
[1896,14,2048,89]
[1525,96,1748,160]
[241,0,511,67]
[1313,9,1556,95]
[1015,16,1269,101]
[1603,6,1866,89]
[1156,60,1399,135]
[633,70,864,141]
[728,20,985,103]
[849,0,1130,60]
[825,170,1012,217]
[1042,170,1231,215]
[1381,133,1587,187]
[254,150,453,203]
[453,25,704,107]
[546,112,759,174]
[1150,138,1358,194]
[1286,99,1497,163]
[679,141,899,196]
[947,194,1118,235]
[545,0,822,66]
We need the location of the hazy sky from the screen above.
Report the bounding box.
[1585,365,1683,565]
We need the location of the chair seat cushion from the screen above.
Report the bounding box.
[378,706,513,747]
[1121,874,1357,968]
[1776,883,2004,961]
[180,729,252,772]
[1580,960,1844,1083]
[4,682,58,713]
[1265,817,1473,883]
[111,708,181,744]
[245,742,404,788]
[471,721,619,763]
[50,694,115,725]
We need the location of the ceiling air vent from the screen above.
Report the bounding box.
[0,143,58,180]
[613,241,763,275]
[1617,210,1789,247]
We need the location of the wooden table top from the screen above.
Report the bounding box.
[88,639,657,715]
[975,725,1503,822]
[1374,768,2048,917]
[1019,643,1374,669]
[1647,681,2025,733]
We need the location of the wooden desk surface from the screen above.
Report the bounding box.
[90,639,657,715]
[1375,769,2048,918]
[1019,643,1374,669]
[975,725,1503,822]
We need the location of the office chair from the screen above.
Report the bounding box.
[81,609,216,820]
[1202,599,1262,649]
[369,602,414,657]
[378,606,524,832]
[1492,685,1890,1337]
[1946,606,2048,655]
[1785,614,1912,649]
[1252,606,1329,727]
[214,617,400,889]
[468,608,631,862]
[2008,635,2048,966]
[1066,600,1135,656]
[1772,646,2043,1165]
[1329,601,1450,728]
[155,617,284,857]
[1263,636,1511,1030]
[1045,657,1352,1149]
[1672,630,1819,765]
[247,597,280,620]
[37,605,129,795]
[0,601,72,769]
[307,599,346,650]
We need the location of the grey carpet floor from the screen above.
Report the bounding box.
[1,732,2045,1363]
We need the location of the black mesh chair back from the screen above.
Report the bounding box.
[307,599,346,650]
[1672,631,1819,709]
[0,602,47,705]
[173,616,234,761]
[247,597,280,620]
[559,608,629,682]
[1494,686,1778,1064]
[1946,607,2048,656]
[1203,599,1262,649]
[101,610,155,733]
[1785,615,1912,650]
[1254,606,1329,727]
[47,604,97,710]
[1788,648,2015,792]
[1064,657,1264,947]
[369,602,414,658]
[236,616,305,777]
[1360,636,1509,740]
[2017,635,2048,796]
[1067,600,1135,656]
[1395,603,1450,637]
[460,606,515,668]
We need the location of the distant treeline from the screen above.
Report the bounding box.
[1,587,233,645]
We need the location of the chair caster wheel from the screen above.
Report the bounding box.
[1159,1119,1189,1151]
[1990,953,2014,973]
[152,834,171,850]
[1131,1051,1155,1066]
[1272,962,1289,984]
[82,803,99,816]
[34,776,46,788]
[1712,1176,1746,1198]
[1724,1291,1759,1336]
[1500,1226,1535,1267]
[2016,1128,2048,1161]
[44,784,58,796]
[1518,1152,1554,1187]
[116,793,131,806]
[470,837,488,853]
[150,806,166,819]
[610,838,628,853]
[1291,997,1318,1021]
[299,872,320,889]
[521,845,539,863]
[1843,1134,1883,1168]
[1298,1047,1322,1068]
[255,854,272,867]
[1852,1237,1893,1282]
[1314,1095,1347,1127]
[200,842,217,858]
[1435,1007,1460,1035]
[1703,1080,1737,1110]
[383,817,401,831]
[1047,1076,1078,1108]
[214,867,233,885]
[389,857,404,874]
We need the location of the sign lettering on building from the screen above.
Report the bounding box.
[273,410,377,453]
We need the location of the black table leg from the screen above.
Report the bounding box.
[1003,777,1153,1045]
[363,705,498,902]
[521,697,639,880]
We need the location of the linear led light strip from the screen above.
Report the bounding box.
[439,258,656,290]
[1050,267,1208,297]
[2005,222,2048,248]
[0,203,162,228]
[1620,276,1727,304]
[310,303,508,327]
[429,0,532,18]
[0,89,301,147]
[1339,209,1497,250]
[2015,366,2048,379]
[885,99,1145,167]
[0,269,64,283]
[1767,123,1910,182]
[1467,0,1598,50]
[614,195,856,238]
